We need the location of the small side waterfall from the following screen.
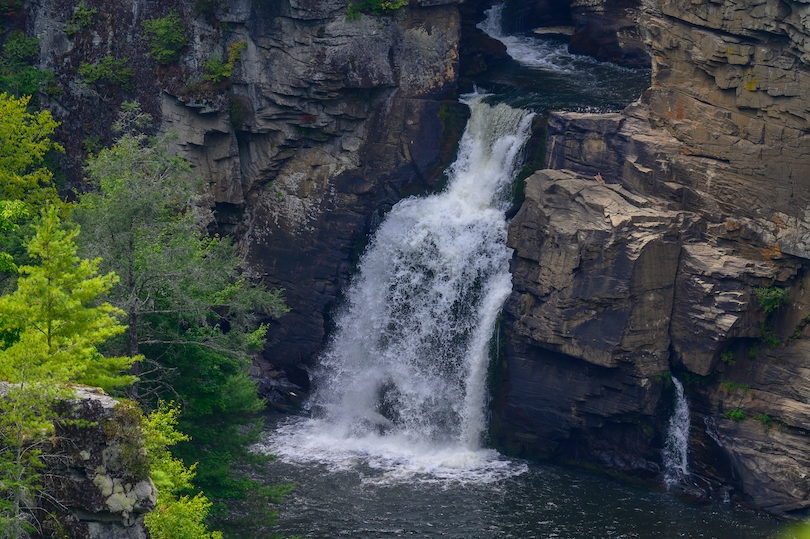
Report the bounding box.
[265,94,534,480]
[662,377,690,488]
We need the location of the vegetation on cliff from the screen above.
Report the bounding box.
[0,85,290,537]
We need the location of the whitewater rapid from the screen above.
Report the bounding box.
[260,94,533,483]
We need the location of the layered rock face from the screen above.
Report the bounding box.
[497,0,810,516]
[29,0,463,389]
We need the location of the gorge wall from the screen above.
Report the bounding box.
[27,0,465,392]
[494,0,810,516]
[19,0,810,519]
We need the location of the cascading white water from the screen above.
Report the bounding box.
[662,377,690,488]
[263,94,533,480]
[478,5,582,73]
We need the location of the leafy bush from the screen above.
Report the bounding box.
[0,32,52,97]
[204,41,246,82]
[143,12,189,65]
[346,0,407,19]
[195,0,225,20]
[720,350,735,366]
[720,381,750,393]
[756,413,773,430]
[65,1,97,36]
[79,56,133,89]
[724,408,746,422]
[754,286,789,313]
[2,32,38,62]
[758,322,782,349]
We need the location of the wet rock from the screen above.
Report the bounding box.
[504,0,810,514]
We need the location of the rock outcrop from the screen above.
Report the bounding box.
[0,384,156,539]
[497,0,810,516]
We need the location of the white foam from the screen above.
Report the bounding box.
[261,94,533,484]
[478,5,640,75]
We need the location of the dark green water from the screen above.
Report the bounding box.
[261,416,782,538]
[475,6,650,112]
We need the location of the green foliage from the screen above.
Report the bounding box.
[75,114,289,530]
[65,1,97,36]
[655,370,672,388]
[724,408,746,422]
[195,0,226,20]
[2,33,38,63]
[103,400,151,480]
[754,285,789,313]
[0,0,22,14]
[0,93,61,206]
[720,350,735,366]
[346,0,407,19]
[82,135,102,156]
[0,381,68,539]
[0,32,53,98]
[78,56,133,89]
[720,381,750,393]
[756,413,773,432]
[681,372,710,386]
[143,402,223,539]
[748,345,759,359]
[204,42,247,83]
[143,12,189,65]
[758,322,782,348]
[0,206,137,390]
[227,98,248,128]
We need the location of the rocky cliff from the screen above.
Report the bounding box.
[496,0,810,516]
[27,0,464,391]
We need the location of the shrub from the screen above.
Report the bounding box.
[0,32,53,97]
[346,0,408,19]
[143,12,188,65]
[203,41,246,82]
[724,408,746,422]
[756,413,773,429]
[720,381,750,393]
[79,56,133,89]
[754,286,789,313]
[720,350,735,366]
[2,32,39,63]
[65,1,97,36]
[758,322,782,349]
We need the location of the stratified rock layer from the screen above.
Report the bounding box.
[498,0,810,515]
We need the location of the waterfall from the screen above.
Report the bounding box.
[662,377,690,488]
[477,5,582,74]
[264,94,533,480]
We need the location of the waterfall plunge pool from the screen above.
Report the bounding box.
[258,413,781,539]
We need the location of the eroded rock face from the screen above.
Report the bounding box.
[499,166,810,513]
[500,0,810,515]
[29,0,463,387]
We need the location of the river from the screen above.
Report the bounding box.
[257,8,787,539]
